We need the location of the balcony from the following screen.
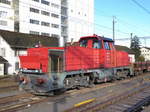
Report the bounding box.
[61,17,68,26]
[61,0,68,7]
[61,7,68,17]
[61,26,68,36]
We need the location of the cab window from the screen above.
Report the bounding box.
[110,42,115,50]
[80,40,87,47]
[104,41,110,50]
[93,40,101,49]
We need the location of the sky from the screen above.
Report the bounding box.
[94,0,150,47]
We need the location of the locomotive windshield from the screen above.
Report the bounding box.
[80,39,88,47]
[104,41,110,50]
[92,40,101,49]
[80,38,102,49]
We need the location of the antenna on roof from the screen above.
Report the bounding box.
[93,34,97,36]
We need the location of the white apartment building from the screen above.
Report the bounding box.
[141,47,150,61]
[0,0,14,31]
[67,0,94,42]
[0,0,94,45]
[13,0,61,38]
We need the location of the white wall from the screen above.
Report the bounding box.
[19,0,61,37]
[0,36,27,75]
[141,47,150,61]
[129,54,135,63]
[67,0,94,42]
[0,0,14,31]
[0,64,4,75]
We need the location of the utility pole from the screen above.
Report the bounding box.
[130,33,133,40]
[130,33,133,47]
[144,38,146,47]
[112,16,116,42]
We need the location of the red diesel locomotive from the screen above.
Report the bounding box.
[19,35,133,95]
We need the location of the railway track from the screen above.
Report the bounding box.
[64,81,150,112]
[0,85,18,92]
[0,93,43,112]
[0,76,12,80]
[0,73,149,112]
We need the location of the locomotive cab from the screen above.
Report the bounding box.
[78,35,116,68]
[79,36,102,49]
[79,35,115,50]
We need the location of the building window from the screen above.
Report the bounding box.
[32,0,39,2]
[0,11,7,18]
[41,0,49,5]
[41,32,49,36]
[30,7,39,13]
[51,13,59,18]
[51,3,59,8]
[30,31,39,35]
[0,48,6,57]
[15,62,19,71]
[41,10,50,16]
[0,20,7,26]
[41,21,50,27]
[51,34,59,38]
[51,24,59,28]
[14,50,18,57]
[30,19,39,25]
[0,0,11,5]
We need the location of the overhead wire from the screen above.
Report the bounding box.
[131,0,150,15]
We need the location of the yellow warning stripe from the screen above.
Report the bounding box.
[74,98,95,107]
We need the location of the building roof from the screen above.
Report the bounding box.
[115,45,135,54]
[0,56,8,63]
[141,47,150,50]
[0,30,59,49]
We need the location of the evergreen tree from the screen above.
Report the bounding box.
[138,55,145,62]
[130,36,141,61]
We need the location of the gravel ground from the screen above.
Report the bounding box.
[0,90,25,98]
[18,76,149,112]
[0,74,149,112]
[0,75,19,97]
[142,105,150,112]
[0,75,18,87]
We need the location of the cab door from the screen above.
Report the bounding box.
[49,49,64,74]
[103,41,111,68]
[109,43,116,67]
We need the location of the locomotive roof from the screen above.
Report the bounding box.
[99,36,114,42]
[80,35,114,42]
[0,30,59,49]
